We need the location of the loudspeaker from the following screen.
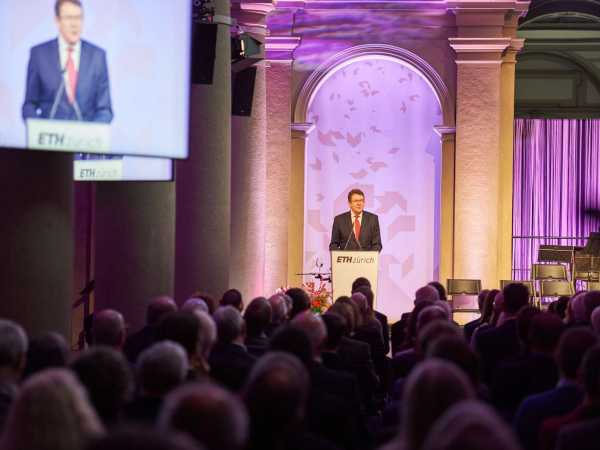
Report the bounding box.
[232,67,256,116]
[191,23,217,84]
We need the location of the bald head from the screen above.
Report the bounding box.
[415,285,440,304]
[93,309,125,349]
[290,311,326,358]
[182,298,209,315]
[268,294,288,325]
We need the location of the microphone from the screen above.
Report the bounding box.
[343,227,354,250]
[49,69,66,119]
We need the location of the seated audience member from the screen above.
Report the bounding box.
[565,292,588,326]
[549,295,570,320]
[87,427,204,450]
[181,297,209,314]
[266,293,289,336]
[286,287,311,319]
[0,319,28,431]
[583,291,600,323]
[71,347,133,426]
[269,325,363,450]
[209,306,256,391]
[539,345,600,450]
[1,368,103,450]
[92,309,126,350]
[159,382,248,450]
[463,289,490,342]
[194,311,217,375]
[421,400,522,450]
[242,352,337,450]
[352,281,390,355]
[382,359,474,450]
[321,313,347,372]
[513,327,598,450]
[468,289,499,343]
[427,281,448,301]
[475,283,529,384]
[124,341,189,424]
[351,292,386,380]
[221,289,244,312]
[189,291,219,314]
[244,297,272,357]
[23,332,68,379]
[158,311,208,379]
[124,296,178,363]
[492,311,562,421]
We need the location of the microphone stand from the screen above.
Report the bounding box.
[49,69,66,119]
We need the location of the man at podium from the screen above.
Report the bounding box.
[329,189,382,252]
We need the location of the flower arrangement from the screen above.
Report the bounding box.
[303,280,332,314]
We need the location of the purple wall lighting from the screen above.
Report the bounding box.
[304,55,443,319]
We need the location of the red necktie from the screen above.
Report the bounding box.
[354,215,361,241]
[66,46,78,104]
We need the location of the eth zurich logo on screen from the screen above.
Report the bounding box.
[336,256,376,264]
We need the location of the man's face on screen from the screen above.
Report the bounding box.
[56,2,83,46]
[349,194,365,215]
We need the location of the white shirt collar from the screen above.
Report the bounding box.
[58,35,81,70]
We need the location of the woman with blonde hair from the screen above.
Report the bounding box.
[1,368,103,450]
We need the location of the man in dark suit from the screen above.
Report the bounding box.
[22,0,113,123]
[329,189,382,252]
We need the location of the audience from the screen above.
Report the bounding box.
[6,280,600,450]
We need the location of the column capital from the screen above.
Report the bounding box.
[231,1,275,36]
[450,37,511,64]
[291,122,315,139]
[502,38,525,64]
[434,126,456,142]
[266,36,301,61]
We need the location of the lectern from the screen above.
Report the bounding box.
[27,118,111,153]
[331,250,379,305]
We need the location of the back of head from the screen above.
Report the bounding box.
[405,300,436,347]
[92,309,126,348]
[70,346,132,424]
[290,311,326,357]
[322,313,347,350]
[242,352,309,438]
[556,327,598,379]
[189,292,218,314]
[427,336,481,386]
[428,281,447,301]
[159,382,248,450]
[0,319,28,373]
[146,296,177,327]
[158,312,200,357]
[415,285,440,304]
[582,345,600,401]
[480,289,500,323]
[221,289,243,311]
[417,320,462,355]
[2,368,103,450]
[584,291,600,322]
[353,285,375,310]
[136,341,189,397]
[528,312,564,354]
[194,311,217,360]
[285,288,311,319]
[351,291,371,322]
[244,297,272,337]
[476,289,490,312]
[421,400,521,450]
[213,306,245,344]
[401,359,475,450]
[416,305,449,333]
[502,283,530,315]
[351,277,371,292]
[328,301,355,334]
[87,427,204,450]
[516,306,541,345]
[23,332,68,379]
[267,294,288,325]
[569,292,588,323]
[181,298,209,315]
[269,325,313,367]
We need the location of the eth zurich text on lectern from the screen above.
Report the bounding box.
[330,250,379,306]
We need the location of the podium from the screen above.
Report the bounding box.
[331,250,379,306]
[27,118,111,154]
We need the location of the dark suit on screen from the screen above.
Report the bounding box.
[329,211,382,252]
[22,38,113,123]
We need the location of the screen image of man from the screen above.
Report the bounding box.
[22,0,113,123]
[329,189,383,252]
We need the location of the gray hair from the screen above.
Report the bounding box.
[268,294,288,324]
[290,311,326,356]
[213,306,245,343]
[182,298,209,315]
[0,319,28,369]
[136,341,188,396]
[1,368,103,450]
[195,310,217,359]
[415,285,440,304]
[92,309,125,348]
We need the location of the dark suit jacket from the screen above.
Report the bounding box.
[329,211,382,252]
[474,318,522,384]
[123,325,157,364]
[208,342,256,391]
[513,382,583,450]
[374,310,390,355]
[556,417,600,450]
[22,38,113,123]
